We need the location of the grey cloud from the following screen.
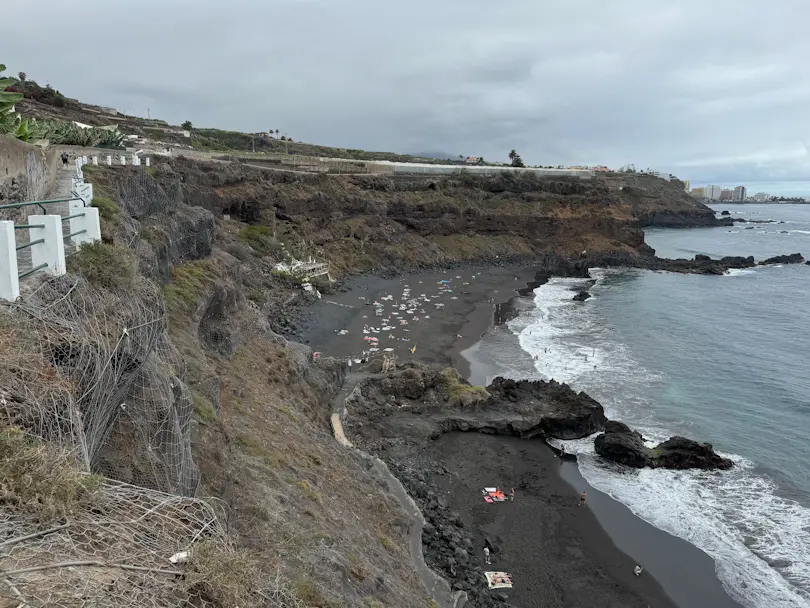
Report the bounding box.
[4,0,809,193]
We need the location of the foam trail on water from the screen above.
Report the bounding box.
[513,270,810,608]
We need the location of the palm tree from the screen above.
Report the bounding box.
[268,129,274,138]
[275,129,280,139]
[508,149,517,162]
[17,72,26,88]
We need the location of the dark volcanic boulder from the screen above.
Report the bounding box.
[720,210,730,216]
[572,290,591,301]
[594,420,733,470]
[594,421,649,467]
[653,436,733,470]
[694,254,711,262]
[486,378,607,439]
[759,253,804,265]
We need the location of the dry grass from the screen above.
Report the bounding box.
[67,242,136,291]
[183,540,262,608]
[0,426,101,522]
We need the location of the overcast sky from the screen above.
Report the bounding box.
[5,0,809,194]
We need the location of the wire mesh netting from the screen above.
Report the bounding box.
[0,478,229,607]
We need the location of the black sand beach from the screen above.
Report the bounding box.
[305,267,741,608]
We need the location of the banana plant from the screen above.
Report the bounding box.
[0,63,25,137]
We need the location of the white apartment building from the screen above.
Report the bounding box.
[732,186,747,201]
[704,185,723,200]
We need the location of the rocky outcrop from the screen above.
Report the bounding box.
[572,290,591,301]
[523,252,761,291]
[759,253,804,265]
[594,421,733,470]
[720,210,730,216]
[346,366,607,443]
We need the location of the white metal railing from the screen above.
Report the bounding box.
[0,158,102,302]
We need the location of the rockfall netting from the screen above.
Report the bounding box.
[0,271,199,497]
[0,476,229,607]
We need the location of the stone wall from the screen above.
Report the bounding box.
[0,135,61,217]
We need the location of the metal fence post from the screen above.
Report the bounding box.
[28,214,66,276]
[0,221,20,301]
[107,155,112,166]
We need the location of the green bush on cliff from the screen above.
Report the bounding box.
[440,368,490,407]
[237,225,283,257]
[162,260,216,316]
[68,242,136,291]
[91,195,119,222]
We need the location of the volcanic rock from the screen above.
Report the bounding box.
[759,253,805,265]
[572,290,591,301]
[594,420,733,470]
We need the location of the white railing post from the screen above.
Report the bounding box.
[28,214,66,276]
[68,200,101,246]
[106,155,112,166]
[145,157,151,167]
[120,155,126,165]
[0,221,20,301]
[92,156,98,165]
[82,156,87,164]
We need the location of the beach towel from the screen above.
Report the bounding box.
[482,488,507,502]
[484,572,513,589]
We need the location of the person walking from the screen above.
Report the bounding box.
[60,151,69,170]
[483,546,491,564]
[579,491,587,507]
[510,487,515,502]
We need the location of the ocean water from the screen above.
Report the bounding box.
[476,204,810,608]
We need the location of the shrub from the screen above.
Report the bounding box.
[440,367,490,407]
[0,426,101,522]
[378,535,395,551]
[162,260,215,316]
[67,242,136,290]
[237,225,283,256]
[91,195,119,222]
[192,390,218,422]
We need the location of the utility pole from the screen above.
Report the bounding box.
[147,107,151,119]
[252,136,255,153]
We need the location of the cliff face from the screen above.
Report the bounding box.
[603,173,726,228]
[148,159,717,277]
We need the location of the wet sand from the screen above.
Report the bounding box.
[304,266,741,608]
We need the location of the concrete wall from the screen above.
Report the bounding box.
[0,135,61,218]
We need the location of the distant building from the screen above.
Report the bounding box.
[720,189,733,201]
[683,180,691,192]
[464,157,482,164]
[704,185,723,200]
[733,186,747,201]
[691,187,706,199]
[752,192,771,202]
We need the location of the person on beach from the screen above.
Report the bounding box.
[510,487,515,502]
[634,565,644,576]
[60,151,69,169]
[560,444,565,458]
[579,491,587,507]
[484,546,491,564]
